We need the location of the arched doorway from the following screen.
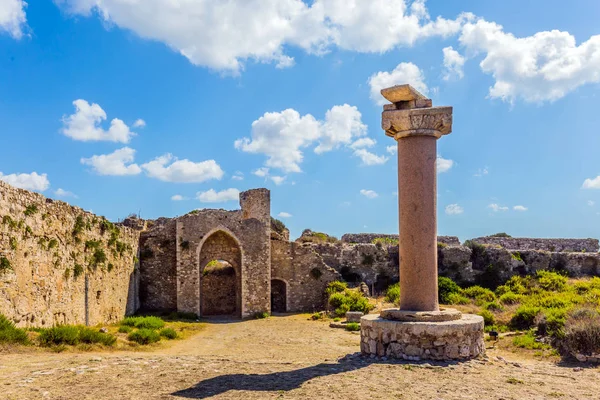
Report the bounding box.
[198,230,242,318]
[271,279,287,313]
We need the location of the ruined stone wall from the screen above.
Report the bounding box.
[139,189,271,318]
[470,237,599,253]
[340,233,460,246]
[138,218,177,311]
[270,239,341,312]
[0,181,139,327]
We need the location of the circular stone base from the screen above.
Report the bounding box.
[380,308,462,322]
[360,313,484,361]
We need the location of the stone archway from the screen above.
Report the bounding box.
[198,230,242,318]
[271,279,287,313]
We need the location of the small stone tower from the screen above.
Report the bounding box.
[239,188,271,226]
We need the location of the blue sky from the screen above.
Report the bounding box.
[1,0,600,241]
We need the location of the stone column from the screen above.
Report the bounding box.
[360,85,484,361]
[381,85,452,312]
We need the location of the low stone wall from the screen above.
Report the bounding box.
[471,237,599,253]
[360,313,485,360]
[340,233,460,246]
[0,181,140,327]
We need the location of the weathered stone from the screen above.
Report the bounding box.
[381,308,462,322]
[346,311,364,323]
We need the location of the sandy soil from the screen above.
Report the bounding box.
[1,314,599,399]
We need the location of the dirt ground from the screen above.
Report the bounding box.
[1,314,599,399]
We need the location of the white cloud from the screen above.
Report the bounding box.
[236,104,366,173]
[437,155,454,173]
[54,188,77,198]
[278,212,292,218]
[133,119,146,128]
[349,137,376,149]
[442,46,465,80]
[513,205,528,211]
[57,0,466,74]
[474,167,489,177]
[232,171,244,181]
[171,195,187,201]
[488,203,509,212]
[81,147,142,176]
[315,105,367,153]
[368,62,428,105]
[270,176,286,185]
[360,189,378,199]
[197,188,240,203]
[0,171,49,191]
[0,0,27,39]
[141,154,224,183]
[583,176,600,189]
[588,200,595,207]
[61,99,137,143]
[459,18,600,103]
[386,145,397,155]
[353,149,389,166]
[253,167,270,178]
[445,204,464,215]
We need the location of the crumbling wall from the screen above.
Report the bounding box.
[340,233,460,246]
[471,237,599,253]
[0,181,139,327]
[270,239,341,312]
[138,218,177,311]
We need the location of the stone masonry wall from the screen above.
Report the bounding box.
[270,239,341,313]
[471,237,599,253]
[138,218,177,311]
[341,233,460,246]
[0,181,140,327]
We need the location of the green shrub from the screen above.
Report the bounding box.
[438,276,460,304]
[384,284,400,304]
[90,248,107,267]
[510,305,542,330]
[128,328,161,345]
[160,328,178,339]
[73,264,84,278]
[24,204,38,216]
[9,237,17,250]
[310,312,324,320]
[270,217,287,235]
[38,326,80,346]
[490,232,511,238]
[462,286,497,303]
[48,239,59,249]
[513,330,549,350]
[254,312,270,319]
[78,328,116,346]
[500,276,530,295]
[536,308,567,338]
[445,292,470,305]
[511,252,523,262]
[371,237,398,246]
[121,316,166,330]
[345,322,360,332]
[328,289,373,317]
[537,270,567,292]
[483,301,503,312]
[333,317,341,322]
[325,281,347,295]
[0,257,12,273]
[0,314,29,345]
[479,310,495,326]
[556,308,600,357]
[118,325,133,334]
[499,292,523,305]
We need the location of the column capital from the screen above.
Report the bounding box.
[380,84,452,140]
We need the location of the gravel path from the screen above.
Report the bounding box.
[1,315,598,399]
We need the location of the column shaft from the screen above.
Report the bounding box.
[397,136,439,311]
